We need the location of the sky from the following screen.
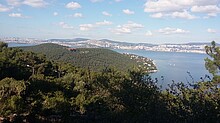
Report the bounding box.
[0,0,220,44]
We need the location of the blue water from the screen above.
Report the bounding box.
[8,42,36,47]
[114,49,211,86]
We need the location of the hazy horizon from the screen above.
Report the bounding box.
[0,0,220,44]
[2,36,218,45]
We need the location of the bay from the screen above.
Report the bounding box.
[114,49,211,87]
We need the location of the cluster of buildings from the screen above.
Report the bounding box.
[1,37,44,44]
[1,37,208,54]
[139,44,206,54]
[123,53,157,73]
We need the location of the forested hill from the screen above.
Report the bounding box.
[20,43,155,72]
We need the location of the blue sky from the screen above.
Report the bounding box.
[0,0,220,44]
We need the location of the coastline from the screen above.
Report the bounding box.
[2,38,208,54]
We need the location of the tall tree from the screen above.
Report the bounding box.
[205,41,220,83]
[0,41,8,50]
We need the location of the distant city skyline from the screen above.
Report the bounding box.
[0,0,220,44]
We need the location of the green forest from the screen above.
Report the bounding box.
[20,43,156,72]
[0,41,219,123]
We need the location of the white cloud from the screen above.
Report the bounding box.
[191,5,220,13]
[207,28,217,33]
[9,13,21,17]
[79,24,93,31]
[170,10,197,19]
[90,0,103,2]
[144,0,220,19]
[193,0,220,6]
[114,26,131,34]
[7,0,22,6]
[150,11,197,19]
[59,22,74,29]
[102,11,112,16]
[123,9,134,15]
[23,0,47,8]
[158,27,189,35]
[78,20,112,31]
[150,13,164,18]
[113,21,144,34]
[0,4,11,12]
[6,0,47,8]
[53,12,58,16]
[145,31,153,36]
[191,5,220,17]
[144,0,187,13]
[207,13,217,17]
[66,2,81,10]
[123,21,144,29]
[96,20,112,26]
[8,12,29,18]
[74,13,83,18]
[115,0,122,2]
[144,0,219,13]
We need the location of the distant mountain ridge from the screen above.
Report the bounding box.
[48,38,89,42]
[1,37,218,53]
[45,38,211,53]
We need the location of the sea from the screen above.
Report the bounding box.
[114,49,211,87]
[8,42,37,47]
[8,43,211,87]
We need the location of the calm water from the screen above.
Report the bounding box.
[8,42,36,47]
[114,49,211,86]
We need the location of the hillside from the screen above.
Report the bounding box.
[20,43,156,72]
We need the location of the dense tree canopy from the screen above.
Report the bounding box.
[21,43,156,72]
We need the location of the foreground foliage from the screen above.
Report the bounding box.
[0,41,219,122]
